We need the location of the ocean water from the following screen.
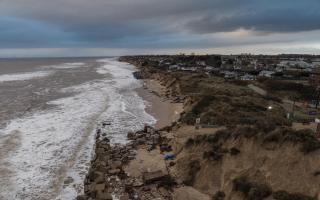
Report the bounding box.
[0,58,156,200]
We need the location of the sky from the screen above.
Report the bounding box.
[0,0,320,57]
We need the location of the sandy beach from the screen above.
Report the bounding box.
[136,79,183,129]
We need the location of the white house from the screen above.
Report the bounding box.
[169,65,181,70]
[223,71,238,79]
[196,61,206,66]
[181,67,197,72]
[240,74,256,81]
[259,70,275,78]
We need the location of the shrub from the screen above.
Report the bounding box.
[185,138,195,147]
[212,191,225,200]
[273,191,316,200]
[157,175,177,191]
[230,147,241,156]
[263,128,320,153]
[263,94,282,103]
[313,171,320,177]
[203,151,224,161]
[233,126,259,139]
[255,120,277,133]
[192,95,216,115]
[233,177,272,200]
[263,80,314,101]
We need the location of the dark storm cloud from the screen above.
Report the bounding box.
[0,0,319,49]
[186,3,320,33]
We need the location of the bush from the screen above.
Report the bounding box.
[192,96,216,115]
[263,128,320,153]
[206,129,231,144]
[233,126,259,139]
[263,94,282,103]
[233,177,272,200]
[255,120,277,133]
[212,191,225,200]
[230,147,241,156]
[158,175,177,190]
[203,151,224,161]
[273,191,316,200]
[263,80,315,101]
[313,171,320,177]
[185,138,195,147]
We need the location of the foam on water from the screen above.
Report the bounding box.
[0,71,53,82]
[44,62,86,69]
[0,58,156,200]
[96,58,157,143]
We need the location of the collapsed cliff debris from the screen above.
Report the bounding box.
[77,125,179,200]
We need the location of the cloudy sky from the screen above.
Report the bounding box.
[0,0,320,57]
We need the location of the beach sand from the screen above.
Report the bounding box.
[136,79,183,129]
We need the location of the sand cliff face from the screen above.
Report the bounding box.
[171,132,320,199]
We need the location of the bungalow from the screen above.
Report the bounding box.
[223,71,238,79]
[258,70,275,78]
[181,67,197,72]
[240,74,256,81]
[196,61,206,66]
[233,65,242,70]
[205,66,214,71]
[312,61,320,68]
[169,65,181,70]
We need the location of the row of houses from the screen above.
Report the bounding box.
[127,55,320,82]
[221,70,276,81]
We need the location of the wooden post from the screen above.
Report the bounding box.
[195,118,201,130]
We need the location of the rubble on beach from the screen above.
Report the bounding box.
[77,124,178,200]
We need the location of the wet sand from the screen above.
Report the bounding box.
[136,79,183,129]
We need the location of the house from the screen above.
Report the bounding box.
[205,66,214,71]
[196,60,206,66]
[223,71,238,79]
[169,65,181,70]
[233,65,242,70]
[240,74,256,81]
[181,67,197,72]
[259,70,275,78]
[312,61,320,68]
[278,60,312,72]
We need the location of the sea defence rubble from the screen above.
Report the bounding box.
[77,124,178,200]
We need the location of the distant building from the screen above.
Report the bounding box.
[196,61,206,66]
[240,74,256,81]
[278,60,312,72]
[169,65,180,70]
[309,68,320,87]
[259,70,275,78]
[223,71,238,79]
[181,67,197,72]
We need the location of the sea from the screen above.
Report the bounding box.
[0,57,156,200]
